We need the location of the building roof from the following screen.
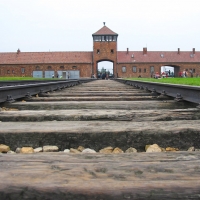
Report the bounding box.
[0,51,93,64]
[1,50,200,65]
[92,25,118,36]
[117,51,200,63]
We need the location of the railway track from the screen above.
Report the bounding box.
[0,79,93,103]
[117,79,200,104]
[0,79,200,199]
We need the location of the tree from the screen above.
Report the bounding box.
[98,67,106,74]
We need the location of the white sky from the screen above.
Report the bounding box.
[0,0,200,53]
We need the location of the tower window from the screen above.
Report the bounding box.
[94,36,98,41]
[144,68,146,73]
[111,49,114,54]
[97,49,100,54]
[139,68,141,73]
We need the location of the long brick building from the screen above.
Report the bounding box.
[0,24,200,78]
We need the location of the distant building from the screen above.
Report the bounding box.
[0,24,199,78]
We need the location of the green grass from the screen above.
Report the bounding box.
[0,77,60,81]
[1,76,200,86]
[126,77,200,86]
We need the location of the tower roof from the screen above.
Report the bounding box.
[92,25,118,36]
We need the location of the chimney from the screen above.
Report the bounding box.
[17,48,20,54]
[178,48,180,54]
[127,48,129,54]
[143,47,147,55]
[193,48,195,54]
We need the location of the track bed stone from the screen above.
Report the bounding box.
[0,120,200,151]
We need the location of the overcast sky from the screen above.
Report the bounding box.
[0,0,200,53]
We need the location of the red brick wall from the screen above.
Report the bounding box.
[0,63,92,78]
[178,63,200,77]
[116,63,200,78]
[93,41,117,77]
[1,61,200,79]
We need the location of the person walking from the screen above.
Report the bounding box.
[182,69,186,77]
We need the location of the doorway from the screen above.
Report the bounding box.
[97,61,113,79]
[161,65,180,77]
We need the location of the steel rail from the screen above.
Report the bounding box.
[115,79,200,104]
[0,79,95,103]
[0,79,89,87]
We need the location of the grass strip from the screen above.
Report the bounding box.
[126,77,200,86]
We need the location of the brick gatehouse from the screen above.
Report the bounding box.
[0,24,200,78]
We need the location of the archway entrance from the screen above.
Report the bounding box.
[160,65,180,77]
[97,61,113,79]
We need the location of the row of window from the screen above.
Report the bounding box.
[46,66,65,70]
[4,66,197,74]
[122,66,197,73]
[6,66,78,74]
[122,66,154,73]
[97,49,114,54]
[6,68,25,74]
[93,35,117,42]
[7,70,15,74]
[40,66,77,70]
[185,68,196,73]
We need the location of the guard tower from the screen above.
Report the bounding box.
[92,23,118,77]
